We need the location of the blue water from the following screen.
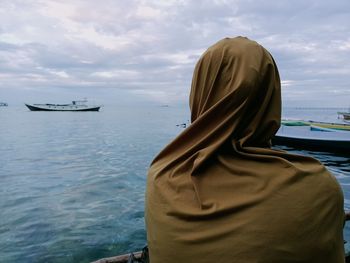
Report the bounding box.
[0,106,349,262]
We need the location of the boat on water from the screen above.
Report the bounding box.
[338,111,350,120]
[273,124,350,152]
[92,251,143,263]
[92,246,149,263]
[0,102,8,106]
[25,100,101,111]
[282,119,350,131]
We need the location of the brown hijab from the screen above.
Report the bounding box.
[146,37,344,263]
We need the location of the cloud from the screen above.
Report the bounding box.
[0,0,349,106]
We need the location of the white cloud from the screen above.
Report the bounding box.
[92,70,140,79]
[0,0,349,106]
[281,80,296,87]
[134,5,164,20]
[338,40,350,51]
[50,70,69,78]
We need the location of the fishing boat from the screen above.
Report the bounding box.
[282,119,350,131]
[273,125,350,152]
[337,107,350,120]
[25,99,101,111]
[92,247,148,263]
[92,251,143,263]
[338,111,350,120]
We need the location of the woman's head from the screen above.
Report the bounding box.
[150,37,282,173]
[190,37,281,147]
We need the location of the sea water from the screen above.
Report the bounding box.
[0,106,349,263]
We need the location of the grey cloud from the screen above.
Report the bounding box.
[0,0,350,107]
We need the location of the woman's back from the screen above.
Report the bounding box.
[145,37,344,263]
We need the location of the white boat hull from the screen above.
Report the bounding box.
[25,103,101,111]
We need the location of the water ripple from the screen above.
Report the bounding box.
[1,106,349,262]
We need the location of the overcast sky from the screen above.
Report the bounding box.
[0,0,349,107]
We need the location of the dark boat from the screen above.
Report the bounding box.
[25,100,101,111]
[91,251,143,263]
[92,247,148,263]
[273,125,350,152]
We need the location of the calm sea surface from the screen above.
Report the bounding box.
[0,106,349,263]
